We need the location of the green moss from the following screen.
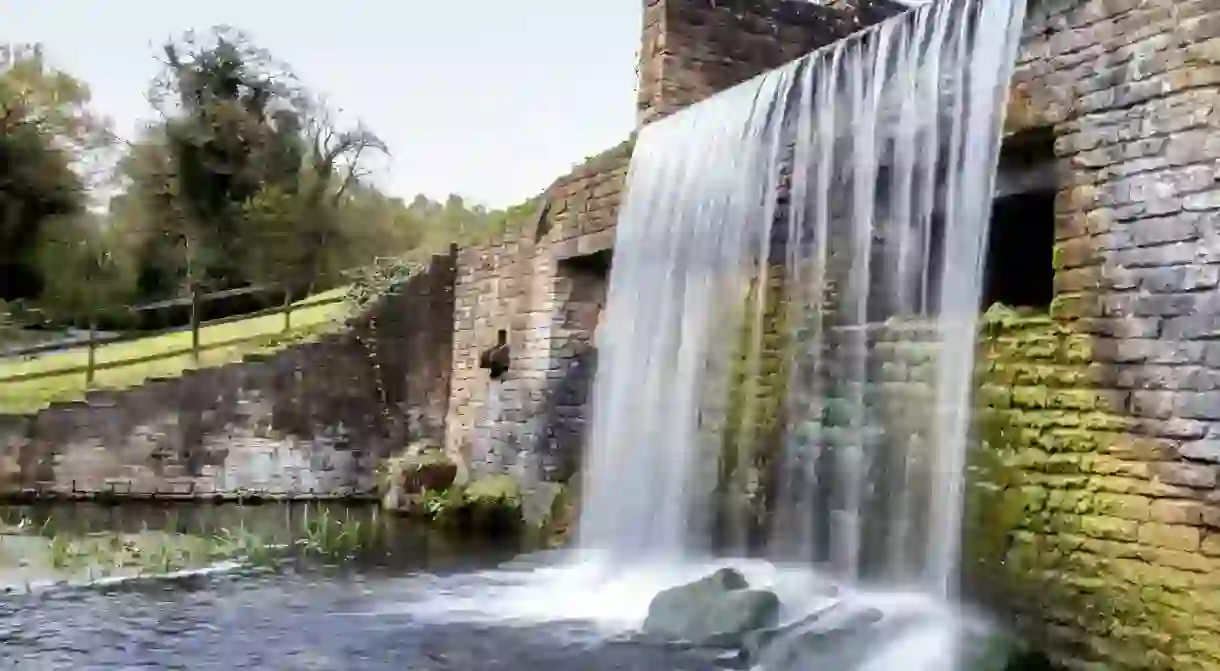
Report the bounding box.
[969,310,1207,669]
[464,474,521,506]
[718,266,793,539]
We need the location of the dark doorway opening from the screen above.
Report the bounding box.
[982,127,1057,311]
[983,191,1056,310]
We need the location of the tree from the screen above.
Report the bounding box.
[34,212,136,328]
[148,27,302,293]
[0,48,106,301]
[112,123,194,303]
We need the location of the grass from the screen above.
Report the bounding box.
[0,505,380,591]
[0,288,350,415]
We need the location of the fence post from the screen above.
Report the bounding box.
[190,286,201,363]
[85,317,97,385]
[282,287,292,333]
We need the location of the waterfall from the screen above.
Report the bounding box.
[577,0,1027,597]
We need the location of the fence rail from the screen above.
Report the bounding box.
[0,289,348,387]
[0,481,380,503]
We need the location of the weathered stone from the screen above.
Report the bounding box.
[1202,534,1220,558]
[1176,393,1220,421]
[1150,499,1206,526]
[1150,462,1217,489]
[1138,523,1201,552]
[1094,493,1151,521]
[1179,440,1220,463]
[1080,515,1139,542]
[642,569,781,645]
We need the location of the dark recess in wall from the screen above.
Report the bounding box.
[983,127,1056,310]
[984,191,1055,310]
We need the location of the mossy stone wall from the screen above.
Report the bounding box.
[968,310,1220,671]
[719,266,791,548]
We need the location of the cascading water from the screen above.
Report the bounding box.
[374,3,1032,670]
[578,0,1027,600]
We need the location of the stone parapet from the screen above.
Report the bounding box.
[637,0,905,124]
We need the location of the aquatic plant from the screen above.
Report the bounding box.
[142,542,182,575]
[422,488,454,519]
[48,533,79,571]
[212,523,277,567]
[297,505,367,560]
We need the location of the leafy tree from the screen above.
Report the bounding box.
[110,125,192,303]
[34,212,137,327]
[0,48,107,301]
[147,26,303,293]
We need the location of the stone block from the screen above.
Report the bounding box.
[1179,439,1220,463]
[1150,499,1206,526]
[1203,534,1220,558]
[1151,546,1214,574]
[1139,522,1202,552]
[1094,493,1152,521]
[1081,514,1140,542]
[1175,392,1220,420]
[1150,462,1217,488]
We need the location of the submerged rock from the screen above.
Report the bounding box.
[749,606,928,671]
[642,568,780,645]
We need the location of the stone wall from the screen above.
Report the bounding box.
[637,0,905,123]
[0,252,456,499]
[962,0,1220,667]
[967,312,1215,670]
[446,143,628,487]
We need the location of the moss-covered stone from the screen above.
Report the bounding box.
[435,474,525,535]
[969,307,1211,669]
[718,265,793,545]
[378,444,460,515]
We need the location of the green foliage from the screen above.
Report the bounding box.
[0,56,91,301]
[344,256,424,312]
[1,33,534,331]
[422,488,457,519]
[48,533,78,571]
[296,505,369,560]
[463,474,522,507]
[33,213,138,325]
[212,523,276,567]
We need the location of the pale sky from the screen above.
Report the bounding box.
[1,1,642,208]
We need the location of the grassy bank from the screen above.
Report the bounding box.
[0,504,379,591]
[0,288,350,415]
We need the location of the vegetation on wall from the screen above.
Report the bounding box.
[967,305,1211,671]
[717,266,792,548]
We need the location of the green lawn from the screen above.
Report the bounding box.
[0,288,351,415]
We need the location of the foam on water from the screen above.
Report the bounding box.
[379,554,988,671]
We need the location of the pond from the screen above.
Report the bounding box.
[0,503,723,670]
[0,503,1052,670]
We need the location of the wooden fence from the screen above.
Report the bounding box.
[0,286,347,387]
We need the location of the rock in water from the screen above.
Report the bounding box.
[642,568,781,645]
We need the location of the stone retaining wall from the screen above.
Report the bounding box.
[0,252,456,500]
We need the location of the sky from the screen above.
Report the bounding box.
[1,1,642,209]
